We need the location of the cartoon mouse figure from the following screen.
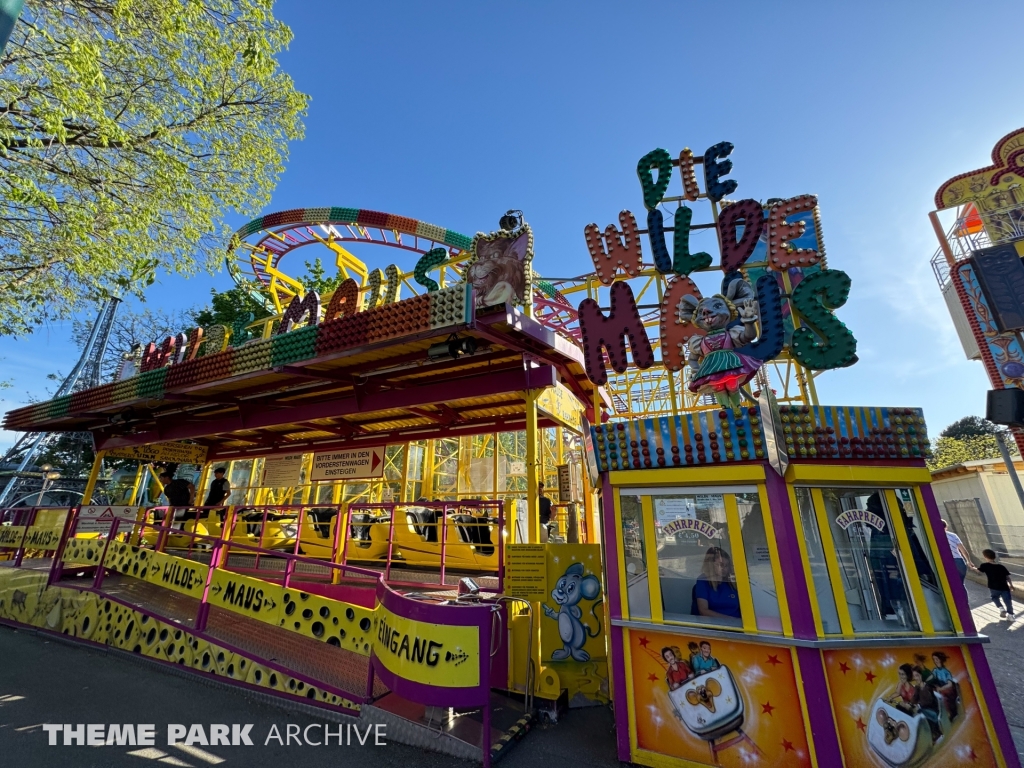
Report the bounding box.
[542,562,602,661]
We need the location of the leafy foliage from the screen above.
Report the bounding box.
[300,257,344,295]
[928,434,1018,471]
[0,0,308,336]
[940,416,999,440]
[71,303,197,382]
[190,280,271,329]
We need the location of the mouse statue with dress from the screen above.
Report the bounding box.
[676,274,762,409]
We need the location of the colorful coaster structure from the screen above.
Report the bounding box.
[2,136,1020,768]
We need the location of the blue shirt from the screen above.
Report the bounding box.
[694,576,741,618]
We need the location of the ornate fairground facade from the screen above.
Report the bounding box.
[1,137,1019,768]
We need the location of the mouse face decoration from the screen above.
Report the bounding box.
[467,225,534,309]
[677,295,737,333]
[685,676,722,713]
[876,708,911,745]
[551,562,601,606]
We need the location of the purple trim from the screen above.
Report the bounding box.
[600,473,632,762]
[371,581,492,708]
[917,483,976,633]
[967,643,1023,768]
[764,469,818,640]
[96,365,558,450]
[795,646,844,766]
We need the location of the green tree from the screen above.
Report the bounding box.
[0,0,308,336]
[940,416,999,440]
[928,434,1018,472]
[71,304,197,381]
[300,257,344,295]
[191,281,271,328]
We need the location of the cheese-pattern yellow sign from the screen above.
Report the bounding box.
[22,525,63,550]
[103,541,208,600]
[207,569,282,624]
[0,526,26,547]
[374,604,479,688]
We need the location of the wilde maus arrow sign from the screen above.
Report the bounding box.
[311,447,386,482]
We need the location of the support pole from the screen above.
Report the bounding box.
[995,431,1024,514]
[81,451,106,505]
[525,389,539,544]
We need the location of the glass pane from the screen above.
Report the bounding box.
[894,489,954,632]
[820,488,920,632]
[737,492,781,632]
[795,488,842,634]
[655,494,742,628]
[620,495,650,619]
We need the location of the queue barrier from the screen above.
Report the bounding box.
[5,504,507,766]
[98,501,507,592]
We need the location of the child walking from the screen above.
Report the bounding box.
[978,549,1015,620]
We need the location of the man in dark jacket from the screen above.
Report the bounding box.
[159,471,195,521]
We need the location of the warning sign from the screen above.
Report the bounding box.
[311,447,386,481]
[505,544,548,601]
[77,506,140,534]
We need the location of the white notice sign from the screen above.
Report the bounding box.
[77,506,140,534]
[311,447,386,482]
[260,453,305,488]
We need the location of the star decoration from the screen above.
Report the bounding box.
[647,673,659,682]
[766,654,782,667]
[864,670,877,684]
[781,738,795,752]
[638,636,650,648]
[761,702,776,716]
[839,661,851,675]
[855,717,866,733]
[726,696,733,704]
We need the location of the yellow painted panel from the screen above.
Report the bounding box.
[279,586,375,656]
[374,602,480,687]
[22,525,63,550]
[208,568,282,625]
[785,463,931,485]
[609,465,765,487]
[0,526,26,547]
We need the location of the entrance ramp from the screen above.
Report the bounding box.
[1,514,533,765]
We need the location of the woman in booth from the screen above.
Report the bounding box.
[692,546,741,620]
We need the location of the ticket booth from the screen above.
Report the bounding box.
[598,406,1017,768]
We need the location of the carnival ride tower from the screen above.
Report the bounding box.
[0,297,120,506]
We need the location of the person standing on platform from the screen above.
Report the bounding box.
[538,481,552,543]
[159,471,195,523]
[203,467,231,510]
[942,519,976,589]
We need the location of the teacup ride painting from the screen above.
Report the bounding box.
[867,677,958,767]
[668,665,761,762]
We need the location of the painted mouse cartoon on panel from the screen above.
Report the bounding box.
[542,562,603,661]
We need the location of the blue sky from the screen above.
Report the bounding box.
[2,0,1021,451]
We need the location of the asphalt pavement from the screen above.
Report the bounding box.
[0,625,619,768]
[965,577,1024,761]
[4,584,1023,768]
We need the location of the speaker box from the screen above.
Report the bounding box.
[986,388,1024,427]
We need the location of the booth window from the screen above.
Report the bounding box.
[803,487,922,633]
[736,492,782,632]
[894,488,954,632]
[794,489,843,634]
[620,494,651,619]
[651,493,742,629]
